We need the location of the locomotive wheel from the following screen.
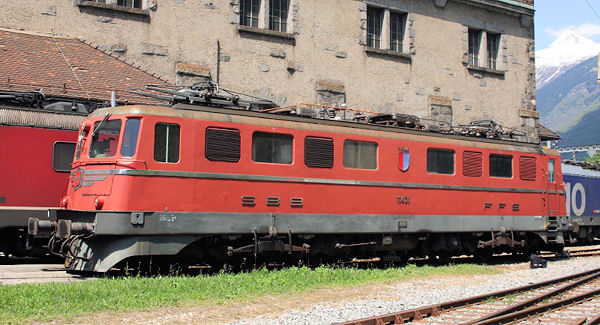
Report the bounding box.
[474,249,494,263]
[433,252,452,265]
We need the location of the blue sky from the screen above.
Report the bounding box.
[535,0,600,50]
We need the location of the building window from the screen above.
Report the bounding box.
[390,12,407,52]
[468,28,502,70]
[305,136,334,168]
[487,32,500,70]
[238,0,293,35]
[53,142,76,172]
[490,154,512,178]
[154,123,180,163]
[343,140,377,170]
[366,6,409,53]
[116,0,141,8]
[427,148,454,174]
[252,132,293,164]
[121,118,140,158]
[205,127,241,162]
[269,0,289,32]
[468,29,482,67]
[367,7,383,49]
[240,0,260,28]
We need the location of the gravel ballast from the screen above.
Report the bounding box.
[230,256,600,325]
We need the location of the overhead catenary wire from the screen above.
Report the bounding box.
[584,0,600,22]
[52,36,91,100]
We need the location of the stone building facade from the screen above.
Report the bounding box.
[0,0,538,141]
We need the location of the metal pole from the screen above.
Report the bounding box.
[216,40,221,85]
[111,91,116,107]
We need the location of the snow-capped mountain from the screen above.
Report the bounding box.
[536,31,600,89]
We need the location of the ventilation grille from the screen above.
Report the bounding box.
[305,136,334,168]
[205,127,240,162]
[463,151,482,177]
[0,108,84,130]
[519,156,536,181]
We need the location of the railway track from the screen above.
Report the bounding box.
[335,266,600,325]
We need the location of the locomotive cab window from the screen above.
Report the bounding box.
[305,136,334,168]
[53,142,76,172]
[427,148,454,174]
[121,118,140,157]
[343,140,377,169]
[252,131,293,164]
[89,119,122,158]
[206,127,241,162]
[490,154,512,178]
[154,123,180,163]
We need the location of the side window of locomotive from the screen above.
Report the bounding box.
[427,148,454,174]
[463,151,482,177]
[205,127,241,162]
[53,142,76,172]
[305,136,334,168]
[519,156,536,181]
[121,119,141,157]
[154,123,180,163]
[548,159,556,183]
[489,154,512,178]
[343,140,377,169]
[252,131,293,164]
[89,120,122,158]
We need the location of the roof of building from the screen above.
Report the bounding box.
[538,124,561,141]
[0,28,168,104]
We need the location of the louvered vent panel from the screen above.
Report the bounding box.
[305,137,334,168]
[0,108,84,130]
[205,128,241,162]
[463,151,482,177]
[519,156,536,181]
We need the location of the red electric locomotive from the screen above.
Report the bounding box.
[0,106,85,256]
[32,100,568,273]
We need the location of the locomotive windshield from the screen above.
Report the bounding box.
[89,119,122,158]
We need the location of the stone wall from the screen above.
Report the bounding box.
[0,0,538,141]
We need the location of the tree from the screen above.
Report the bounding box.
[585,152,600,165]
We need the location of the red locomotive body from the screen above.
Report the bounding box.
[40,104,568,272]
[0,108,84,256]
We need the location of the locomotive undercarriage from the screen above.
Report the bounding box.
[31,210,568,273]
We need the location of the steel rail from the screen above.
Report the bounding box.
[584,313,600,325]
[472,285,600,325]
[464,270,600,324]
[334,266,600,325]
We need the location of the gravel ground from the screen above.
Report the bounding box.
[228,256,600,325]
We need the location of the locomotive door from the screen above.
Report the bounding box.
[545,159,559,216]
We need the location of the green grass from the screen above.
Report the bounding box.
[0,264,497,324]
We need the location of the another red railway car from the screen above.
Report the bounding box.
[34,103,569,272]
[0,107,84,256]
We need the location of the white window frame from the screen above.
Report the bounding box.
[239,0,293,34]
[366,5,409,53]
[468,28,503,71]
[88,0,147,9]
